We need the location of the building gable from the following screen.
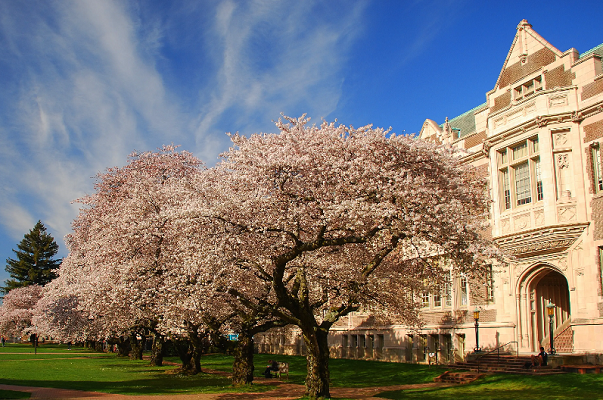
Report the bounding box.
[418,119,443,143]
[495,20,562,90]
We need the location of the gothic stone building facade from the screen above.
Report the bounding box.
[254,20,603,363]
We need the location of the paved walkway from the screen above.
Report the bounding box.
[0,381,449,399]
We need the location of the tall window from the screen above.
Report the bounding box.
[498,136,542,210]
[422,292,430,308]
[460,274,468,306]
[535,159,544,201]
[444,276,452,307]
[433,292,442,308]
[515,162,531,205]
[592,144,603,193]
[501,169,511,209]
[486,265,495,303]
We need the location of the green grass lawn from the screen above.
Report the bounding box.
[1,345,602,399]
[0,342,97,354]
[375,372,603,400]
[190,353,447,387]
[0,344,267,396]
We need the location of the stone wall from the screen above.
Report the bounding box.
[554,326,574,353]
[491,91,511,113]
[590,196,603,241]
[544,65,575,89]
[498,47,556,88]
[582,79,603,101]
[583,119,603,143]
[464,131,487,149]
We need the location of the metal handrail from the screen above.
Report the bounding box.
[475,341,518,373]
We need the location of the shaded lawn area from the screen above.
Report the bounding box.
[191,353,447,387]
[0,350,269,396]
[375,372,603,399]
[0,342,97,354]
[0,389,31,399]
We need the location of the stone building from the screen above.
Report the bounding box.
[254,20,603,363]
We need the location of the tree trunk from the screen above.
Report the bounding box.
[94,341,104,352]
[303,328,331,399]
[174,338,193,370]
[149,332,164,366]
[232,329,255,385]
[186,330,203,374]
[130,332,145,360]
[174,332,203,375]
[116,336,131,357]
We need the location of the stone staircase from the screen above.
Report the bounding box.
[435,371,484,384]
[447,354,566,375]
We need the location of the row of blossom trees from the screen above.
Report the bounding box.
[0,116,497,399]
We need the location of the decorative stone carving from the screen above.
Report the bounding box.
[482,142,492,158]
[508,108,523,123]
[557,153,570,169]
[549,93,568,107]
[514,213,531,230]
[536,116,548,127]
[554,132,568,148]
[441,116,452,142]
[573,240,583,252]
[534,210,545,226]
[571,111,584,122]
[494,223,588,258]
[501,218,511,234]
[558,205,576,222]
[513,239,575,256]
[557,258,568,271]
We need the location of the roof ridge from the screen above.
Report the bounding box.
[439,102,487,128]
[580,43,603,58]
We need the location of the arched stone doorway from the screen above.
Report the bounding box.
[518,265,571,352]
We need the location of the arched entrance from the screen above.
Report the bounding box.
[518,265,571,352]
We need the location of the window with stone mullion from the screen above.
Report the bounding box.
[592,145,603,193]
[515,162,531,205]
[501,169,511,210]
[534,158,543,201]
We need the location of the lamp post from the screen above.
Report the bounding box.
[547,303,556,355]
[473,307,481,352]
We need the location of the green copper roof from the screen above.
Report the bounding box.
[580,43,603,59]
[440,102,487,138]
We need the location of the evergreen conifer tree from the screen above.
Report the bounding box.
[3,221,61,294]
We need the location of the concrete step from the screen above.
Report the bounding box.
[435,371,484,384]
[447,359,567,375]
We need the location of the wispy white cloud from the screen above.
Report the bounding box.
[0,203,37,240]
[193,0,366,156]
[0,0,184,250]
[0,0,367,283]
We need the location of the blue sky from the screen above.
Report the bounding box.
[1,0,602,286]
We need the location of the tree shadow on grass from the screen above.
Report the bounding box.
[328,358,446,388]
[374,373,603,400]
[0,374,269,396]
[0,389,31,399]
